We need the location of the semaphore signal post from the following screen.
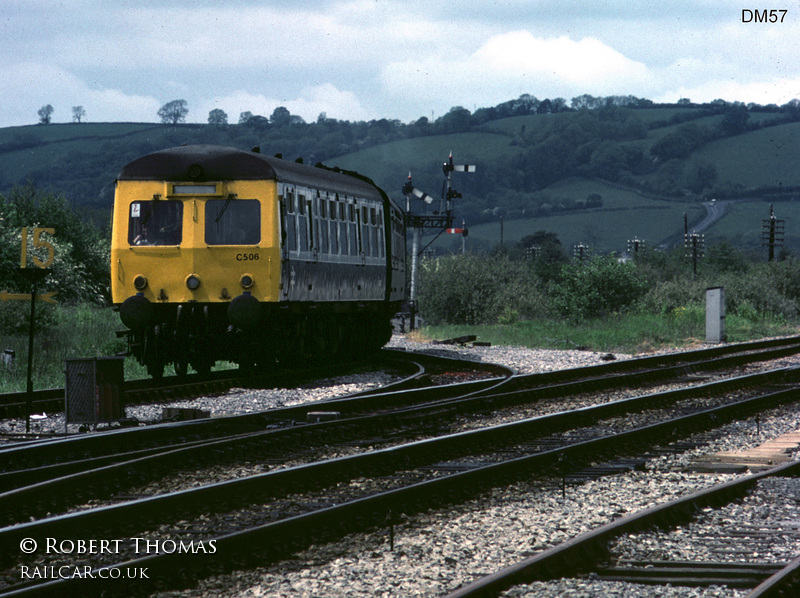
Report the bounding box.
[402,153,474,329]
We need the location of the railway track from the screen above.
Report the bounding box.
[0,335,796,509]
[3,334,798,473]
[445,460,800,598]
[0,351,428,420]
[0,351,511,476]
[1,338,800,596]
[3,334,799,423]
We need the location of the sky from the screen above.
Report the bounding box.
[1,0,799,128]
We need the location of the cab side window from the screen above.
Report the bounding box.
[128,200,183,246]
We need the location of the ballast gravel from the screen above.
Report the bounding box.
[139,335,800,598]
[3,334,800,596]
[0,334,632,437]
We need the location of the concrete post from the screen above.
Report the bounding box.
[705,287,725,343]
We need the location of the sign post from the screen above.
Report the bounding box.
[4,227,57,432]
[21,268,49,432]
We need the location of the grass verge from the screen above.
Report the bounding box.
[413,312,798,354]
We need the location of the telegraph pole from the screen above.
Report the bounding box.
[761,204,785,261]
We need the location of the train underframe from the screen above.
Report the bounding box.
[122,300,397,379]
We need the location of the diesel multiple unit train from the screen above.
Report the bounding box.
[111,145,406,377]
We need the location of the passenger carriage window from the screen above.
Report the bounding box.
[296,193,308,251]
[377,208,384,258]
[330,217,338,254]
[282,189,297,251]
[205,199,260,245]
[357,205,369,256]
[284,204,297,252]
[319,220,335,253]
[326,199,336,254]
[129,200,183,246]
[307,198,314,250]
[349,204,358,255]
[314,196,327,254]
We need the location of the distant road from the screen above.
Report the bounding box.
[692,200,729,234]
[658,200,730,249]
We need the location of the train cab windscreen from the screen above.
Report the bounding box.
[128,200,183,246]
[205,199,261,245]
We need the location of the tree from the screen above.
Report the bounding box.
[207,108,228,126]
[158,99,188,124]
[589,141,627,179]
[37,104,54,125]
[270,106,292,126]
[0,185,109,307]
[238,111,254,124]
[684,160,718,193]
[437,106,471,133]
[72,106,86,123]
[721,105,750,136]
[571,94,602,110]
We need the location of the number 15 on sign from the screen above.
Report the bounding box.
[20,227,55,269]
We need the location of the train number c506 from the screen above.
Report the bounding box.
[236,253,260,261]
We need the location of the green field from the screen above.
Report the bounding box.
[428,177,706,254]
[468,203,705,255]
[695,122,800,190]
[326,132,517,192]
[1,101,799,257]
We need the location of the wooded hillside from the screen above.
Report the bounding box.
[2,95,799,254]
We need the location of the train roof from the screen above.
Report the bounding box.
[117,145,384,199]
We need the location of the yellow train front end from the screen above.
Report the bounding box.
[111,149,281,377]
[112,144,404,378]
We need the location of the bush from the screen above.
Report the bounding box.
[637,277,709,315]
[549,256,649,321]
[720,267,798,320]
[417,254,548,325]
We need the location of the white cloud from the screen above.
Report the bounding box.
[0,62,160,126]
[201,83,374,124]
[381,31,654,112]
[656,78,800,107]
[1,3,798,129]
